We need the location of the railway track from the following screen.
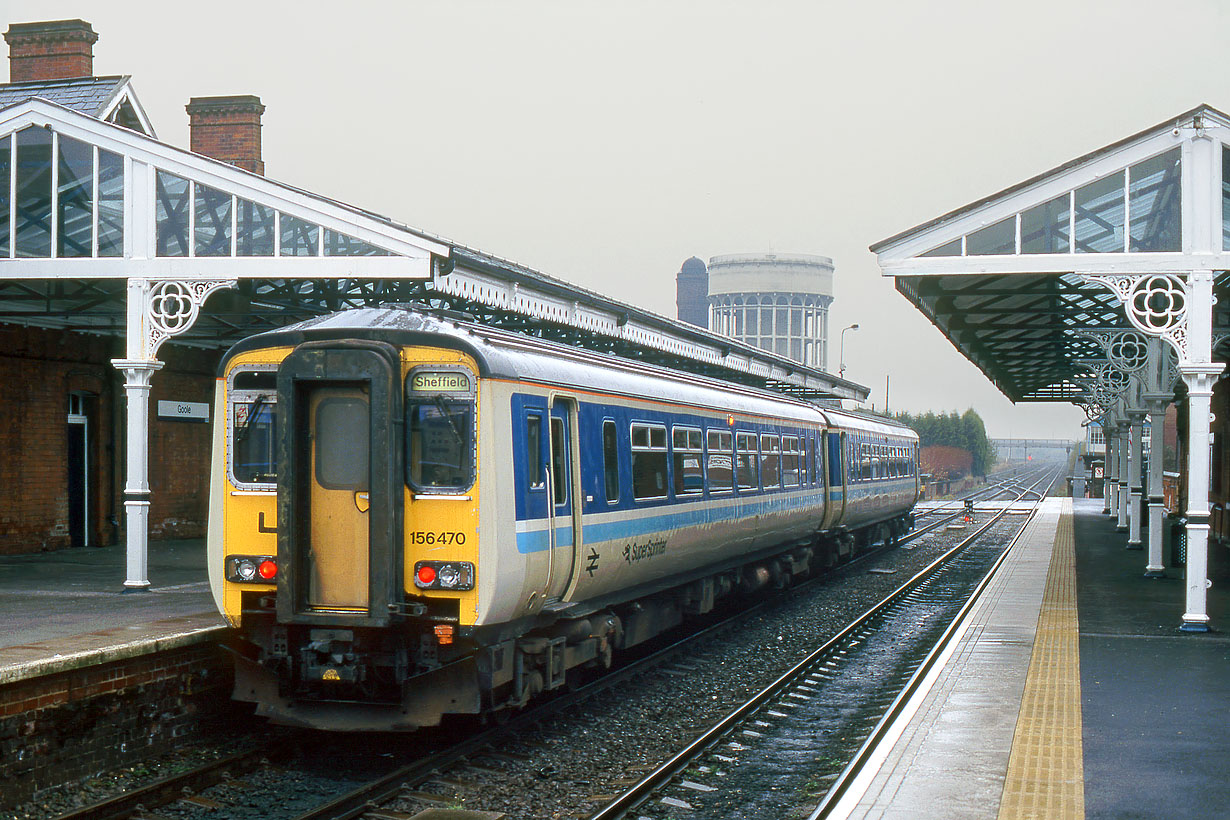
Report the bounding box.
[39,472,1056,820]
[587,467,1059,820]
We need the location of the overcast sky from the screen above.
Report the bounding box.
[10,0,1228,439]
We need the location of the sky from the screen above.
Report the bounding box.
[7,0,1228,439]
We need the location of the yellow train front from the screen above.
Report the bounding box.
[208,307,919,731]
[208,310,489,730]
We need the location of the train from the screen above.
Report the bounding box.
[207,306,920,730]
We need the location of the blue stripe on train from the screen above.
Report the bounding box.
[515,481,913,553]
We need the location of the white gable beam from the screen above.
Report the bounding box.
[0,256,432,279]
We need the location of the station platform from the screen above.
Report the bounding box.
[0,539,223,684]
[830,497,1230,820]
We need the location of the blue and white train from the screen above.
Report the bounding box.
[209,307,919,730]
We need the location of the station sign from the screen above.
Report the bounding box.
[157,400,210,423]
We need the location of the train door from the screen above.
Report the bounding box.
[306,386,370,610]
[545,396,582,602]
[823,431,848,527]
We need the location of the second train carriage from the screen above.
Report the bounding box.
[208,306,919,729]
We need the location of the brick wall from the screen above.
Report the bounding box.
[147,346,221,540]
[0,641,241,809]
[0,324,221,554]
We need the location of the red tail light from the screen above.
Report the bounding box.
[258,559,278,580]
[417,564,437,585]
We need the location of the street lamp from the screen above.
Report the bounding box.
[839,323,860,378]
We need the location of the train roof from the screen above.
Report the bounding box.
[819,407,919,441]
[222,306,828,423]
[222,306,919,434]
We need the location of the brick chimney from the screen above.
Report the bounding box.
[4,19,98,82]
[185,95,266,175]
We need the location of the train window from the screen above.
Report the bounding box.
[603,420,619,502]
[706,430,733,493]
[551,418,568,505]
[405,368,476,493]
[233,371,276,392]
[760,434,781,489]
[526,415,544,490]
[672,427,704,496]
[229,365,279,487]
[315,396,370,490]
[736,432,758,490]
[232,396,278,485]
[859,444,873,482]
[804,437,814,486]
[631,422,668,500]
[782,436,801,487]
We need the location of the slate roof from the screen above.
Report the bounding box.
[0,75,129,116]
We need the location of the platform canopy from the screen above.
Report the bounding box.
[871,104,1230,403]
[872,103,1230,633]
[0,94,865,402]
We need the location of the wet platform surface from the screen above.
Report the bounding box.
[0,539,222,681]
[832,497,1230,820]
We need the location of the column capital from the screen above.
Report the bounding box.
[110,358,165,386]
[1179,362,1225,396]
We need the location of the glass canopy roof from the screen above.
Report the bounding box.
[0,126,395,260]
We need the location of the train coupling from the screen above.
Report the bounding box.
[300,629,363,684]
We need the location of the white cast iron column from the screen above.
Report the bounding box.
[1127,409,1146,547]
[1179,271,1222,630]
[1108,418,1122,521]
[112,358,163,590]
[112,278,235,591]
[1144,396,1170,576]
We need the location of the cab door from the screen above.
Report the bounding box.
[276,340,402,628]
[306,387,370,610]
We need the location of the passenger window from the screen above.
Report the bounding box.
[551,417,568,505]
[527,414,544,489]
[706,430,733,493]
[782,436,800,487]
[760,434,781,489]
[672,427,704,496]
[602,420,619,502]
[631,422,668,500]
[736,432,758,490]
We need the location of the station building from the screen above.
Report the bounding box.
[0,18,866,570]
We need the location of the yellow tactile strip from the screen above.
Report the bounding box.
[998,499,1083,820]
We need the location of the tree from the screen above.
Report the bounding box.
[894,407,997,477]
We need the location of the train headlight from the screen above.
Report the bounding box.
[413,561,474,591]
[227,555,277,584]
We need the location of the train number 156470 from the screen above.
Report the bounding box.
[410,531,467,545]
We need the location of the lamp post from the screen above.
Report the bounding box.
[839,323,860,378]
